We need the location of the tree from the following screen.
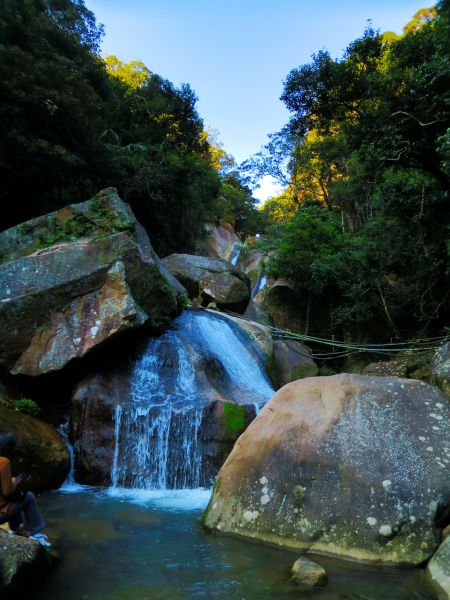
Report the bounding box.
[252,3,450,338]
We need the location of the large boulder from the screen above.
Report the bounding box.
[196,221,240,262]
[427,536,450,598]
[261,279,330,335]
[0,188,184,377]
[203,374,450,565]
[432,341,450,396]
[0,530,56,599]
[269,340,318,388]
[0,404,69,490]
[162,254,250,313]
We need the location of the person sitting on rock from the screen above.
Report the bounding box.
[0,432,51,547]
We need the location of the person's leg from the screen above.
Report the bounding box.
[15,492,45,535]
[7,510,23,532]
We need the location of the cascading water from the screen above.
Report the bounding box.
[251,274,268,299]
[230,244,241,266]
[110,310,274,491]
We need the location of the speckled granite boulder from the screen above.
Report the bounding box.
[203,374,450,565]
[0,188,184,376]
[0,530,57,599]
[162,254,251,313]
[432,341,450,396]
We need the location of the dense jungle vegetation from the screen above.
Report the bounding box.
[247,2,450,339]
[0,0,449,339]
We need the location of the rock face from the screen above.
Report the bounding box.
[0,188,184,377]
[270,340,318,388]
[427,536,450,598]
[196,221,240,262]
[0,530,56,599]
[203,374,450,565]
[70,309,274,486]
[432,341,450,396]
[261,279,329,335]
[0,404,69,490]
[162,254,251,313]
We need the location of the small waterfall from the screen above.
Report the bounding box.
[58,419,85,491]
[110,310,274,491]
[251,274,268,299]
[230,244,241,266]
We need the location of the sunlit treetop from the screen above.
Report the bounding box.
[104,55,150,89]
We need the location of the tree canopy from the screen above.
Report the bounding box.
[0,0,263,255]
[250,2,450,339]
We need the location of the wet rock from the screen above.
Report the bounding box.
[0,529,57,599]
[431,340,450,396]
[270,339,318,388]
[162,254,251,313]
[290,557,327,588]
[0,404,69,490]
[203,374,450,565]
[0,188,183,377]
[427,536,450,598]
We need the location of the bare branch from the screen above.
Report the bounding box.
[390,111,441,127]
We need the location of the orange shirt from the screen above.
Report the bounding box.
[0,456,17,514]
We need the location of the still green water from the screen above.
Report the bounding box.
[33,488,437,600]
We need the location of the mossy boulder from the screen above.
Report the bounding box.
[427,536,450,598]
[203,374,450,565]
[0,188,184,376]
[0,530,57,599]
[0,404,69,490]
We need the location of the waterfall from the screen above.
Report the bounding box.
[230,245,241,266]
[58,419,86,492]
[110,310,274,491]
[251,274,268,299]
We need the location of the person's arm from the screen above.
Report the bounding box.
[0,459,18,497]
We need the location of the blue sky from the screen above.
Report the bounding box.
[85,0,432,199]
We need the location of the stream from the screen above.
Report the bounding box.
[33,487,436,600]
[36,310,438,599]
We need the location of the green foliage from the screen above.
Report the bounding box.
[216,172,269,237]
[253,3,450,339]
[13,398,41,417]
[0,0,223,257]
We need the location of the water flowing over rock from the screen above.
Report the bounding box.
[162,254,251,313]
[203,374,450,565]
[71,309,274,487]
[0,188,184,377]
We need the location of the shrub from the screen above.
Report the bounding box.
[13,398,41,417]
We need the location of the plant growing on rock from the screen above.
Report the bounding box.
[13,398,41,417]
